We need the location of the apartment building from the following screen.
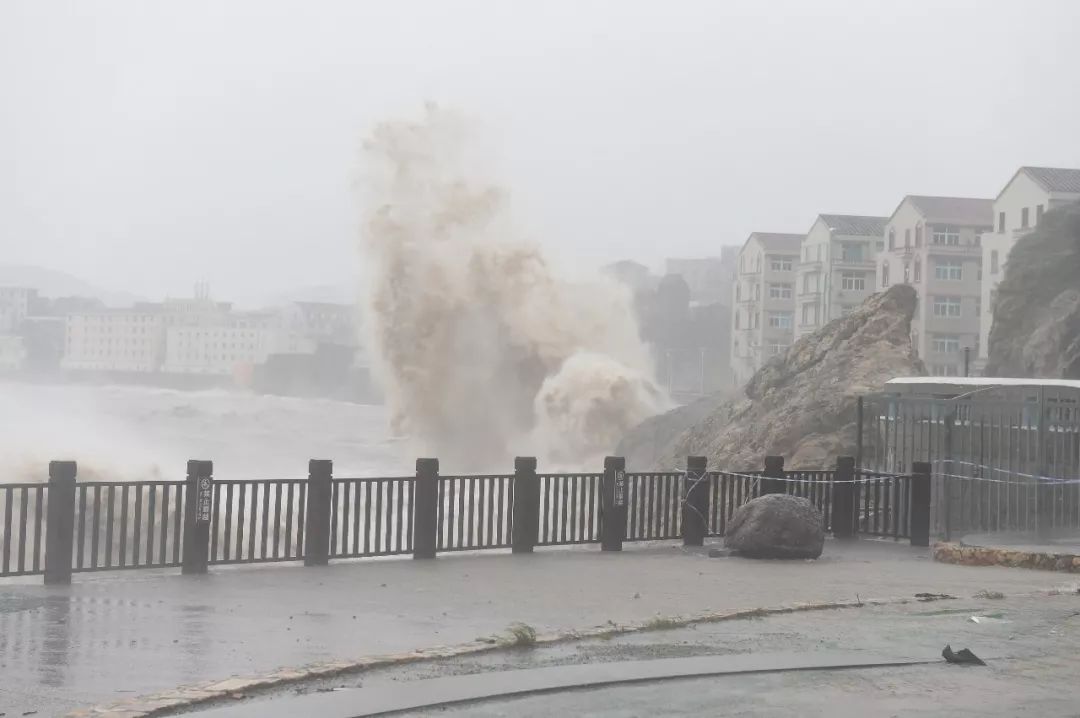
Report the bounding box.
[795,215,887,339]
[62,304,168,372]
[880,196,993,376]
[979,167,1080,364]
[730,232,802,385]
[0,286,36,333]
[163,311,304,376]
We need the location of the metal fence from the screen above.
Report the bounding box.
[860,390,1080,538]
[1,455,930,583]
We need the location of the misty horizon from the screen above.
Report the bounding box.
[4,1,1080,306]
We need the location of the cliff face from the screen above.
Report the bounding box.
[985,201,1080,379]
[618,285,924,469]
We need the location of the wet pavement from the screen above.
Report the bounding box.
[0,539,1076,716]
[192,593,1080,717]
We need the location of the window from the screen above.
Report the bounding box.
[934,259,963,280]
[770,256,794,272]
[841,272,866,291]
[904,229,911,248]
[802,303,817,325]
[768,311,793,329]
[990,250,999,274]
[881,261,890,287]
[768,343,788,356]
[932,225,960,245]
[735,284,741,301]
[1037,204,1045,223]
[933,296,962,317]
[932,334,961,354]
[976,297,982,317]
[769,283,793,299]
[876,240,884,252]
[915,224,923,247]
[751,312,759,329]
[752,283,760,300]
[888,228,895,250]
[1021,207,1030,229]
[998,212,1005,233]
[913,258,921,282]
[931,363,960,377]
[802,274,812,293]
[734,311,741,330]
[840,242,864,263]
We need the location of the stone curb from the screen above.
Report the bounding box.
[62,592,975,717]
[933,541,1080,573]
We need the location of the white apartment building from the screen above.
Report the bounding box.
[880,196,993,377]
[163,311,307,376]
[979,166,1080,364]
[795,215,887,339]
[62,305,167,372]
[0,286,36,333]
[730,232,803,385]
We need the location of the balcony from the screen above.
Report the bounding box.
[926,242,982,256]
[832,258,876,270]
[798,289,822,299]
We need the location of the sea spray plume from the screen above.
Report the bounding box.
[358,105,668,469]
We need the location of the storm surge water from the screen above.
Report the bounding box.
[359,105,668,469]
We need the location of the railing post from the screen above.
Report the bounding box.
[181,460,213,575]
[832,456,856,539]
[682,456,709,546]
[511,457,539,554]
[304,459,333,566]
[601,456,627,552]
[910,461,932,547]
[761,455,785,495]
[413,458,439,559]
[44,460,77,585]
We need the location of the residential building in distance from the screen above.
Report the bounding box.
[979,167,1080,365]
[665,248,739,307]
[0,334,27,371]
[163,310,307,378]
[61,304,168,373]
[730,232,803,385]
[880,196,993,377]
[0,286,36,333]
[795,214,887,339]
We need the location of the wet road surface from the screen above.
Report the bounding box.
[1,540,1075,716]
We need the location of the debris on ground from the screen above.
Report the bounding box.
[915,592,957,601]
[942,644,986,666]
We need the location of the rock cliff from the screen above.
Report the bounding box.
[617,284,924,469]
[985,201,1080,378]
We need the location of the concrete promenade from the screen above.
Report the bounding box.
[0,540,1074,716]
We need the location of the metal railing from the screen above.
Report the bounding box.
[1,455,932,583]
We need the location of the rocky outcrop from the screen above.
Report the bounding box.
[618,284,924,469]
[934,542,1080,573]
[986,201,1080,378]
[723,494,825,559]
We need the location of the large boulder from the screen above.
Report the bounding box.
[618,284,924,469]
[986,200,1080,378]
[724,494,825,559]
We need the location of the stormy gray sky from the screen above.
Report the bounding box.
[2,0,1079,306]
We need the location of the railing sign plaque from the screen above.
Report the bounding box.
[614,470,626,507]
[196,476,213,524]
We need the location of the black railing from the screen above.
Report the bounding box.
[706,471,762,536]
[211,479,306,565]
[74,481,186,572]
[626,472,682,541]
[1,484,46,577]
[537,473,601,545]
[1,455,933,583]
[331,477,414,558]
[436,475,512,552]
